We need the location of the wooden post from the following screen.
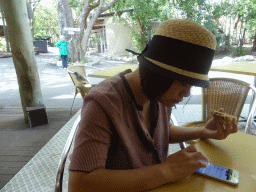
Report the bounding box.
[2,0,44,123]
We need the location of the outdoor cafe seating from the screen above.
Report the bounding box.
[182,77,256,135]
[53,76,256,191]
[2,65,256,191]
[67,65,93,114]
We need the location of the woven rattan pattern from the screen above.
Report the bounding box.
[155,19,216,50]
[183,78,250,128]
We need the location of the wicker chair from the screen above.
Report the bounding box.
[182,78,256,138]
[67,65,93,114]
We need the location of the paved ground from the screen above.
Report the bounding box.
[0,47,143,109]
[1,47,255,109]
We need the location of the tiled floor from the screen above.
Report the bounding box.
[1,104,255,192]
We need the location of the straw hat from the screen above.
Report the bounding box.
[140,19,216,88]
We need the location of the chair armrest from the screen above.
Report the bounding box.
[245,85,256,134]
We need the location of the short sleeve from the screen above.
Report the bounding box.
[69,98,112,172]
[55,40,61,47]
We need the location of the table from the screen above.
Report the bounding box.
[88,64,138,78]
[88,62,256,79]
[89,62,256,80]
[150,132,256,191]
[211,62,256,87]
[210,62,256,76]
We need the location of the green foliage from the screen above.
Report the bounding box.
[212,1,232,19]
[111,0,169,52]
[231,47,247,57]
[0,44,7,51]
[112,0,221,53]
[216,34,231,52]
[33,3,60,43]
[131,31,148,53]
[68,55,72,62]
[34,33,51,41]
[80,57,89,63]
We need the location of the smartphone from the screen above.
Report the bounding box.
[195,162,239,186]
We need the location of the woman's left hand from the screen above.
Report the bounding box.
[202,108,238,140]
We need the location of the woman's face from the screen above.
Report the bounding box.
[158,80,192,107]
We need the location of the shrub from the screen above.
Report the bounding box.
[231,48,247,57]
[80,57,89,63]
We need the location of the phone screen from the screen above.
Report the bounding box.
[196,163,231,180]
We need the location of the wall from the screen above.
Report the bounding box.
[105,17,134,55]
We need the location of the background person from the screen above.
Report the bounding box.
[68,19,238,192]
[55,35,70,69]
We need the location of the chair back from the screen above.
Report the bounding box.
[202,78,251,122]
[67,65,89,86]
[55,115,81,192]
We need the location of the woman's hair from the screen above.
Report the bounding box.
[139,60,174,100]
[60,35,65,41]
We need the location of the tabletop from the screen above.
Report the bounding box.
[88,62,256,79]
[149,132,256,192]
[210,62,256,76]
[88,64,138,78]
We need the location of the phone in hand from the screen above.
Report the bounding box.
[195,162,239,186]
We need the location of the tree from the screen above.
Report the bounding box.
[26,0,42,40]
[111,0,170,52]
[33,3,60,44]
[231,0,256,50]
[2,0,44,123]
[57,0,119,62]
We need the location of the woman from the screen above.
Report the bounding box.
[68,19,238,191]
[55,35,70,69]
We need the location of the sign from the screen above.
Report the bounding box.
[63,27,80,32]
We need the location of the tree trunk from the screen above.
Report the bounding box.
[0,4,10,52]
[82,0,119,55]
[57,0,118,62]
[252,33,256,52]
[239,20,247,50]
[2,0,44,123]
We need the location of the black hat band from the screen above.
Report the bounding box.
[143,35,215,83]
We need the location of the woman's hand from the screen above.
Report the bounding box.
[202,108,238,140]
[163,145,208,182]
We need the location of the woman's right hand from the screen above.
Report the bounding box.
[163,145,208,182]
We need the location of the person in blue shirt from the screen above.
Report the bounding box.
[55,35,70,69]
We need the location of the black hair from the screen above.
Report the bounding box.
[139,58,174,100]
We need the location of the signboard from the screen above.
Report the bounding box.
[63,27,80,32]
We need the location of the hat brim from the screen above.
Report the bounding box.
[141,56,210,88]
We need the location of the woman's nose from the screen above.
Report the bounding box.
[183,90,190,97]
[183,86,192,97]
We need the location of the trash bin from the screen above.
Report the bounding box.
[33,40,48,53]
